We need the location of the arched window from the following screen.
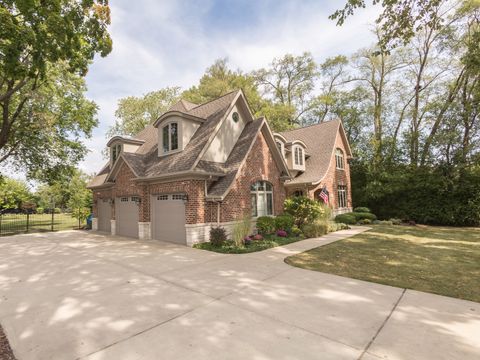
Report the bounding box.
[335,148,344,169]
[162,122,179,153]
[250,181,273,217]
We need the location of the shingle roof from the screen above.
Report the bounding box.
[88,91,241,187]
[206,118,265,197]
[280,119,341,185]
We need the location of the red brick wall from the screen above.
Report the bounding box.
[308,130,352,209]
[92,188,113,217]
[218,131,286,222]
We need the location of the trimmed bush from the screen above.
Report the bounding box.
[334,213,356,224]
[210,227,227,247]
[358,219,372,225]
[54,207,61,214]
[284,196,323,227]
[36,207,44,214]
[302,221,328,238]
[354,207,371,213]
[390,218,402,225]
[352,212,377,221]
[327,221,350,232]
[274,214,294,233]
[256,216,275,234]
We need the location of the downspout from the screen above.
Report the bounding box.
[216,202,221,225]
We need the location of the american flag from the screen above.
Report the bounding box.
[319,185,329,204]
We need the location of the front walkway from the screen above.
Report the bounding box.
[0,228,478,360]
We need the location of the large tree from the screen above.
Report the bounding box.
[0,176,31,210]
[108,87,181,137]
[0,0,112,180]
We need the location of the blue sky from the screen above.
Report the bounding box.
[10,0,382,180]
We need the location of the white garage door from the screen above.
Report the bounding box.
[115,196,139,238]
[97,199,111,232]
[151,194,186,244]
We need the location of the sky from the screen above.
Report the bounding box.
[7,0,382,182]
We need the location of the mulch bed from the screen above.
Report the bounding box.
[0,325,16,360]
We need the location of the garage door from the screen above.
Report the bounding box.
[97,199,112,232]
[115,196,139,238]
[151,194,186,244]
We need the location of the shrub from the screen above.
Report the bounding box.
[233,214,252,246]
[317,203,332,221]
[291,225,303,237]
[276,229,288,237]
[302,221,328,238]
[358,219,372,225]
[274,214,294,233]
[378,220,393,225]
[256,216,275,234]
[352,212,377,221]
[284,196,323,227]
[390,218,402,225]
[36,207,44,214]
[253,234,263,241]
[354,206,371,213]
[210,227,227,247]
[54,207,61,214]
[334,213,356,224]
[327,221,350,232]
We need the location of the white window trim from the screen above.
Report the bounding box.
[336,149,345,170]
[111,143,122,165]
[250,181,274,217]
[337,184,348,208]
[294,146,304,166]
[161,121,181,155]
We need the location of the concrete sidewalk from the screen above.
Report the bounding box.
[0,228,478,360]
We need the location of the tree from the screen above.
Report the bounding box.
[108,87,181,137]
[0,177,31,210]
[66,170,92,223]
[1,62,98,181]
[183,58,266,114]
[330,0,446,49]
[0,0,112,180]
[254,52,318,126]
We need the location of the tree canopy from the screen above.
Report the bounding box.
[0,0,112,181]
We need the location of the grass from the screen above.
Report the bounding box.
[0,213,83,236]
[286,225,480,303]
[194,234,304,254]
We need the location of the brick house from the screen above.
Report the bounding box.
[88,90,353,245]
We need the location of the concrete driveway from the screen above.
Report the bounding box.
[0,229,479,360]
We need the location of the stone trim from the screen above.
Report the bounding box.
[110,219,116,236]
[92,218,98,231]
[185,219,257,246]
[138,222,151,240]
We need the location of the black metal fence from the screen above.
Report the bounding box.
[0,212,87,237]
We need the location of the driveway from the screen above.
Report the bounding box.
[0,229,479,360]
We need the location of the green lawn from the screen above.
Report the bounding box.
[194,235,304,254]
[285,225,480,303]
[0,213,83,236]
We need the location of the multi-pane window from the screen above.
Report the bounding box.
[162,122,179,153]
[337,184,348,208]
[250,181,273,217]
[111,144,122,163]
[294,147,304,166]
[335,148,345,169]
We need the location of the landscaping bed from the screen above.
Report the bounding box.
[194,234,303,254]
[285,225,480,303]
[0,325,15,360]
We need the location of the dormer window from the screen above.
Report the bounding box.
[294,147,304,166]
[162,122,178,153]
[111,144,122,163]
[335,148,344,170]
